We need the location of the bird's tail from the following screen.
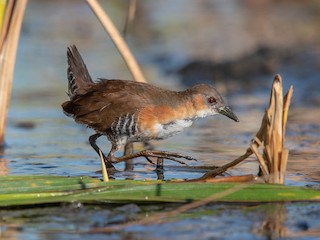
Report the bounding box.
[66,45,94,99]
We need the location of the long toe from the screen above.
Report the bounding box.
[143,150,197,161]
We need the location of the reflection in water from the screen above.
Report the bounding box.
[0,223,19,240]
[1,203,319,239]
[254,204,288,239]
[253,203,320,239]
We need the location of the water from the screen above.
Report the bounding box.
[1,1,320,239]
[1,203,320,239]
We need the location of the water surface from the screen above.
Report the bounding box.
[1,1,319,239]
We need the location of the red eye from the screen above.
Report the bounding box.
[208,97,216,104]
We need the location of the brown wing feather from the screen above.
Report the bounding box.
[62,79,178,132]
[67,45,94,99]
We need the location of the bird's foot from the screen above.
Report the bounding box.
[112,149,197,166]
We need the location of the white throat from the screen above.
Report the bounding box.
[154,119,193,139]
[195,109,217,119]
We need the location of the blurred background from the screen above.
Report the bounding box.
[2,0,320,182]
[1,1,320,239]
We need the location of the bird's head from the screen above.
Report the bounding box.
[187,84,239,122]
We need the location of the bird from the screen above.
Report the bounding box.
[62,45,239,172]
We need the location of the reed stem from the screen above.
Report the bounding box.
[86,0,146,83]
[0,0,28,146]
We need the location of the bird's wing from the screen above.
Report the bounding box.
[62,80,169,131]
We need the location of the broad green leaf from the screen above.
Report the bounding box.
[0,175,319,206]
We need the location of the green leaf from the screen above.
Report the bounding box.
[0,175,319,207]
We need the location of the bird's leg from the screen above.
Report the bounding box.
[89,133,115,169]
[156,157,164,180]
[124,142,134,171]
[143,141,154,150]
[156,157,164,169]
[111,149,197,165]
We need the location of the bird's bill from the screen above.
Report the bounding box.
[218,106,239,122]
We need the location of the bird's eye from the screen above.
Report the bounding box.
[207,97,216,104]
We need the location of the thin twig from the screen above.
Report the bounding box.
[86,0,146,83]
[188,174,258,183]
[250,144,269,177]
[198,110,268,180]
[197,149,253,180]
